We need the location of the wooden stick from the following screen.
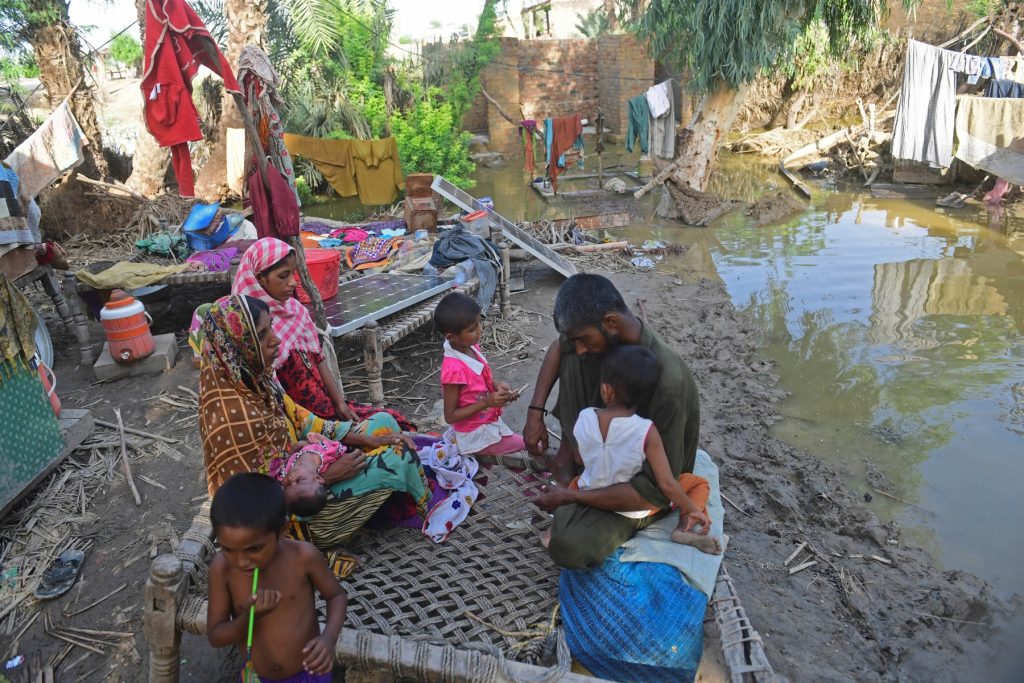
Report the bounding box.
[113,409,142,506]
[62,625,135,638]
[993,27,1024,55]
[784,541,808,567]
[47,630,105,655]
[788,560,817,576]
[720,491,751,516]
[94,420,179,444]
[636,298,649,323]
[555,240,629,253]
[633,157,687,199]
[938,16,989,48]
[43,617,106,655]
[912,610,985,626]
[74,175,146,202]
[480,86,543,140]
[138,475,167,490]
[8,611,40,655]
[869,555,892,566]
[870,487,934,515]
[63,582,128,618]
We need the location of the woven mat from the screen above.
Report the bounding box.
[345,465,558,662]
[185,464,560,665]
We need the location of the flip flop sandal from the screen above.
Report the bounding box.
[34,549,85,600]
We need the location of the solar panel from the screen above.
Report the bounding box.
[321,273,452,337]
[430,176,578,278]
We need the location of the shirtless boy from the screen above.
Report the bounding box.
[207,472,347,682]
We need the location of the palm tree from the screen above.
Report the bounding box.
[126,0,170,196]
[194,0,268,197]
[5,0,109,179]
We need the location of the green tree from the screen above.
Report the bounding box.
[109,33,141,66]
[633,0,919,193]
[391,91,476,187]
[575,8,611,37]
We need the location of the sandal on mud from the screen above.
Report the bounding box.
[34,550,85,600]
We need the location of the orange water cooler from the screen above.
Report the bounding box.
[100,290,156,364]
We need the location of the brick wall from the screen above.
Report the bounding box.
[597,34,655,136]
[481,38,523,155]
[474,33,655,154]
[462,92,488,133]
[518,39,599,120]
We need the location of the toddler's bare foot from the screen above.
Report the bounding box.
[670,529,723,555]
[540,529,552,549]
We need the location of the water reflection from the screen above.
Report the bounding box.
[870,259,1008,348]
[708,188,1024,597]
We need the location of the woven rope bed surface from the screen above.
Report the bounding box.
[179,464,560,666]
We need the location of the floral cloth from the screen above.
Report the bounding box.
[238,46,299,203]
[326,413,429,521]
[0,274,37,366]
[417,438,480,543]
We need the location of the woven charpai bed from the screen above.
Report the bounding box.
[144,456,781,683]
[145,463,606,682]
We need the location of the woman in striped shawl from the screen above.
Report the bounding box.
[196,295,428,560]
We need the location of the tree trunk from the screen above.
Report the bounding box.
[785,91,807,130]
[27,0,109,180]
[125,0,170,196]
[669,81,750,192]
[194,0,268,199]
[602,0,618,31]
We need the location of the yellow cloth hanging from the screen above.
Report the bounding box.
[349,137,404,206]
[282,134,359,198]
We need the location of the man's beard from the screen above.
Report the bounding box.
[598,326,619,350]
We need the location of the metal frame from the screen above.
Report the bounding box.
[430,175,578,278]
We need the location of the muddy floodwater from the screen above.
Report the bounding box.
[310,147,1024,600]
[705,162,1024,600]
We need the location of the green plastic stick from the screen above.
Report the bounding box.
[246,567,259,664]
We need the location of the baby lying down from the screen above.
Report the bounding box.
[274,438,348,517]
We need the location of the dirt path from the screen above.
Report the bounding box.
[5,261,1018,681]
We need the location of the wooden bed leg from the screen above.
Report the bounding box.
[145,554,186,683]
[39,267,76,335]
[63,274,94,365]
[363,322,384,408]
[498,241,511,318]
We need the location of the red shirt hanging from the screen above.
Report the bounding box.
[141,0,240,195]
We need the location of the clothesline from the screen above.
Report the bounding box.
[892,36,1024,180]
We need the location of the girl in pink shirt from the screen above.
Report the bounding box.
[435,293,526,456]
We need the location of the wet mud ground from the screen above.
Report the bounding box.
[6,257,1022,681]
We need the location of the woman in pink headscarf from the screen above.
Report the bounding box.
[230,237,359,421]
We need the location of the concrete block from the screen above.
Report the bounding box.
[93,332,178,381]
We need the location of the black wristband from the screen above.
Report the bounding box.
[528,405,548,415]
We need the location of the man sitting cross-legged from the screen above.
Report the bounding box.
[523,274,703,569]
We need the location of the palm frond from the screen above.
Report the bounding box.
[286,0,343,56]
[190,0,229,45]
